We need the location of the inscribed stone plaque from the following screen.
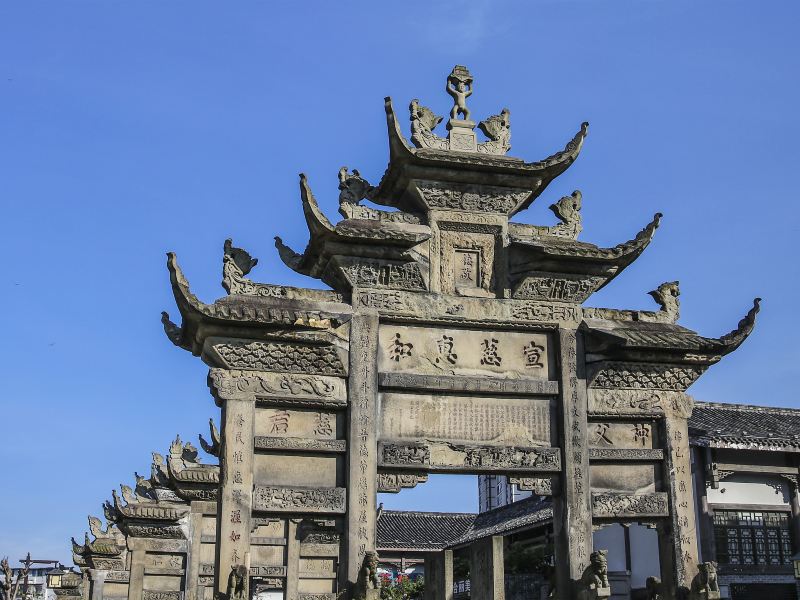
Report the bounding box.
[590,463,658,494]
[378,325,551,379]
[587,421,657,449]
[379,392,553,446]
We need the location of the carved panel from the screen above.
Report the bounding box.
[376,472,428,493]
[417,181,528,214]
[587,362,704,392]
[142,593,182,600]
[252,486,346,514]
[210,341,346,376]
[253,437,346,453]
[209,369,346,406]
[379,372,558,395]
[508,476,553,496]
[378,441,561,472]
[512,272,605,303]
[587,421,657,449]
[440,230,496,296]
[126,524,184,539]
[337,258,426,292]
[588,448,664,461]
[91,559,126,570]
[587,389,694,419]
[591,493,669,518]
[509,301,581,324]
[249,566,287,577]
[380,392,553,447]
[378,325,550,379]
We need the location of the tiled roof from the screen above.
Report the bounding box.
[450,495,552,547]
[690,401,800,452]
[376,496,553,552]
[376,510,476,552]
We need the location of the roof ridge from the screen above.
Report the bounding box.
[695,400,800,416]
[379,510,477,517]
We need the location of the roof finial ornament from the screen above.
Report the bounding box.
[645,281,681,323]
[445,65,478,152]
[548,191,583,239]
[446,65,474,123]
[338,167,376,210]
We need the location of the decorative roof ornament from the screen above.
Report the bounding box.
[199,418,221,458]
[338,167,376,208]
[647,281,681,324]
[407,65,511,155]
[548,191,583,239]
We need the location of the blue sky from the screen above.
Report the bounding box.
[2,0,799,566]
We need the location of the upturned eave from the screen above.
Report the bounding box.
[371,97,588,215]
[164,252,353,355]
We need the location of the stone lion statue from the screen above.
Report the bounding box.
[353,551,380,600]
[689,562,720,600]
[225,564,247,600]
[645,576,663,600]
[577,550,611,600]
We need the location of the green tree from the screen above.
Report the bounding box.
[379,575,424,600]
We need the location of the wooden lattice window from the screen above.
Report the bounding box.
[713,510,793,566]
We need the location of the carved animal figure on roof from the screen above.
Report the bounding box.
[548,190,583,239]
[199,418,221,457]
[353,551,380,599]
[338,167,375,206]
[577,549,611,599]
[222,239,259,295]
[409,99,446,150]
[648,281,680,324]
[478,108,511,154]
[87,516,109,539]
[689,562,720,600]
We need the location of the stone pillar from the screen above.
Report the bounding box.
[285,519,301,600]
[424,550,453,600]
[185,504,205,600]
[213,381,256,599]
[345,313,379,591]
[127,549,145,600]
[469,536,504,600]
[694,448,716,563]
[553,329,593,596]
[88,570,105,600]
[659,415,699,597]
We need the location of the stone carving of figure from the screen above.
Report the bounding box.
[409,99,446,150]
[648,281,680,323]
[222,238,258,295]
[645,576,663,600]
[478,108,511,155]
[548,190,583,239]
[353,551,380,599]
[577,550,611,600]
[446,65,473,121]
[689,562,720,600]
[338,167,375,206]
[226,565,247,600]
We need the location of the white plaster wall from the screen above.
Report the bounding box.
[629,525,659,590]
[706,474,790,506]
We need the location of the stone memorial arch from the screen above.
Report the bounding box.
[162,66,759,599]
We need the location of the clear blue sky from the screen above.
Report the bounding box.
[2,0,798,566]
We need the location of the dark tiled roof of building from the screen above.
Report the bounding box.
[376,509,476,552]
[376,497,553,552]
[450,495,552,547]
[690,401,800,452]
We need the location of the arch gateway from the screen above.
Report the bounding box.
[93,66,759,600]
